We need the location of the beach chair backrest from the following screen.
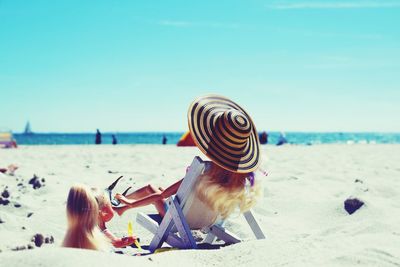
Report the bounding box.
[175,156,205,203]
[172,156,219,229]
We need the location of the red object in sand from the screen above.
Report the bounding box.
[177,132,196,147]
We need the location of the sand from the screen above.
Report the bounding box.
[0,144,399,266]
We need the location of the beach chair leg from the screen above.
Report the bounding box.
[207,224,241,244]
[243,210,266,239]
[136,213,183,248]
[149,207,175,252]
[136,213,160,234]
[203,232,217,244]
[203,220,225,244]
[169,197,197,249]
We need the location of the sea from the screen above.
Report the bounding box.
[13,132,400,145]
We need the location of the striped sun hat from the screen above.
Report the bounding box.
[188,95,261,173]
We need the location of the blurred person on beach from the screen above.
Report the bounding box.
[112,134,117,145]
[162,134,167,145]
[95,129,102,145]
[112,95,262,220]
[259,131,268,144]
[276,132,287,146]
[62,184,108,250]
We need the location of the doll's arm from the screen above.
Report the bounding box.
[160,179,182,198]
[102,228,137,248]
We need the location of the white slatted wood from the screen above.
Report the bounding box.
[169,197,197,249]
[207,224,241,244]
[243,210,266,239]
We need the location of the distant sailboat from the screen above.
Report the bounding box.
[24,121,33,135]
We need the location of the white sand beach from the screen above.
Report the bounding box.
[1,144,399,266]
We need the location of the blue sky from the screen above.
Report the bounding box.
[1,0,399,133]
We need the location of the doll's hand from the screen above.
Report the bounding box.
[114,193,129,204]
[112,236,137,248]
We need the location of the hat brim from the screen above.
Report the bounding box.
[188,95,261,173]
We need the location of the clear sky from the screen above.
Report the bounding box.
[1,0,399,133]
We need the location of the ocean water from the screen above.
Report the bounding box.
[14,133,182,145]
[13,132,400,145]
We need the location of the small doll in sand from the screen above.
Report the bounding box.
[62,184,108,250]
[62,184,138,250]
[112,95,262,220]
[91,188,138,248]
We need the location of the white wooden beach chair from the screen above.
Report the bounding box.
[136,156,266,252]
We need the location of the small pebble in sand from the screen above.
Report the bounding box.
[28,175,42,189]
[12,245,26,251]
[22,226,26,230]
[33,181,42,189]
[344,198,365,215]
[27,212,34,218]
[14,203,22,208]
[29,175,38,184]
[354,179,363,183]
[44,236,55,244]
[27,244,34,249]
[32,234,44,247]
[1,189,10,198]
[0,217,4,224]
[192,230,204,242]
[0,197,10,206]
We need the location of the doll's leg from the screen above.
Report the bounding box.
[123,184,160,200]
[114,184,166,217]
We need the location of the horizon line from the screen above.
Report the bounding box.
[12,131,400,134]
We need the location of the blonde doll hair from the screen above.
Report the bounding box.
[91,187,110,210]
[196,163,261,219]
[91,187,114,222]
[62,184,108,250]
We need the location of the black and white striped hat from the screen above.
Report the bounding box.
[188,95,261,173]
